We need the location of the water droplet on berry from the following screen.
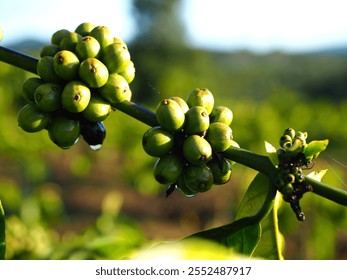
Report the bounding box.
[89,144,102,151]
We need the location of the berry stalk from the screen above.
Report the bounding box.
[1,46,347,206]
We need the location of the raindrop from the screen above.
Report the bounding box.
[89,144,102,151]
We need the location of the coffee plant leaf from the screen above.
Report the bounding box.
[265,141,279,167]
[252,193,285,260]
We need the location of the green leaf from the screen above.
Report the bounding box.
[235,172,272,219]
[264,141,279,167]
[226,173,273,256]
[0,200,5,260]
[188,173,277,259]
[226,224,261,256]
[307,169,327,182]
[253,193,285,260]
[304,140,329,160]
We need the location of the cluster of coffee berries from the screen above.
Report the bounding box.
[142,88,238,196]
[274,128,313,221]
[17,22,135,150]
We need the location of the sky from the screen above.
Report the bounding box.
[1,0,347,53]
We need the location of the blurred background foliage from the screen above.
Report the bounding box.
[1,0,347,259]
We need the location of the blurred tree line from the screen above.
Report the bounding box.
[1,0,347,260]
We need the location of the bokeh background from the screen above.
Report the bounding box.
[1,0,347,259]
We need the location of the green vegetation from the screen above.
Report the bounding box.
[1,0,347,260]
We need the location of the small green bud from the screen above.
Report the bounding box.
[283,128,296,140]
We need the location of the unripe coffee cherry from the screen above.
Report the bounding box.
[61,81,91,113]
[186,88,214,114]
[60,32,82,51]
[210,106,233,125]
[17,103,51,133]
[118,61,135,84]
[183,135,212,165]
[48,115,80,149]
[82,95,111,122]
[37,56,62,83]
[156,99,185,132]
[79,58,109,88]
[53,50,80,81]
[22,77,44,102]
[184,106,210,136]
[75,22,94,37]
[142,126,174,157]
[176,176,196,197]
[184,165,213,193]
[75,36,101,60]
[40,44,60,57]
[205,122,233,152]
[98,73,132,104]
[90,26,114,49]
[101,42,131,73]
[170,96,189,113]
[34,83,62,112]
[153,154,183,185]
[51,29,70,45]
[208,157,232,185]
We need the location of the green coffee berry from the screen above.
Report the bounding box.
[61,81,91,113]
[176,175,196,197]
[184,106,209,136]
[98,73,132,105]
[22,77,44,102]
[40,44,60,57]
[75,36,101,60]
[209,106,233,125]
[53,50,80,81]
[51,29,70,45]
[142,126,174,157]
[82,95,111,122]
[90,26,114,49]
[208,157,232,185]
[155,99,185,132]
[78,58,109,88]
[17,103,51,133]
[282,184,294,198]
[59,32,82,51]
[37,56,62,83]
[170,96,189,113]
[75,22,95,37]
[48,115,80,149]
[184,164,213,193]
[34,83,62,112]
[153,154,183,185]
[113,37,127,46]
[205,122,233,152]
[118,61,135,84]
[101,42,131,73]
[183,135,212,166]
[186,88,214,114]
